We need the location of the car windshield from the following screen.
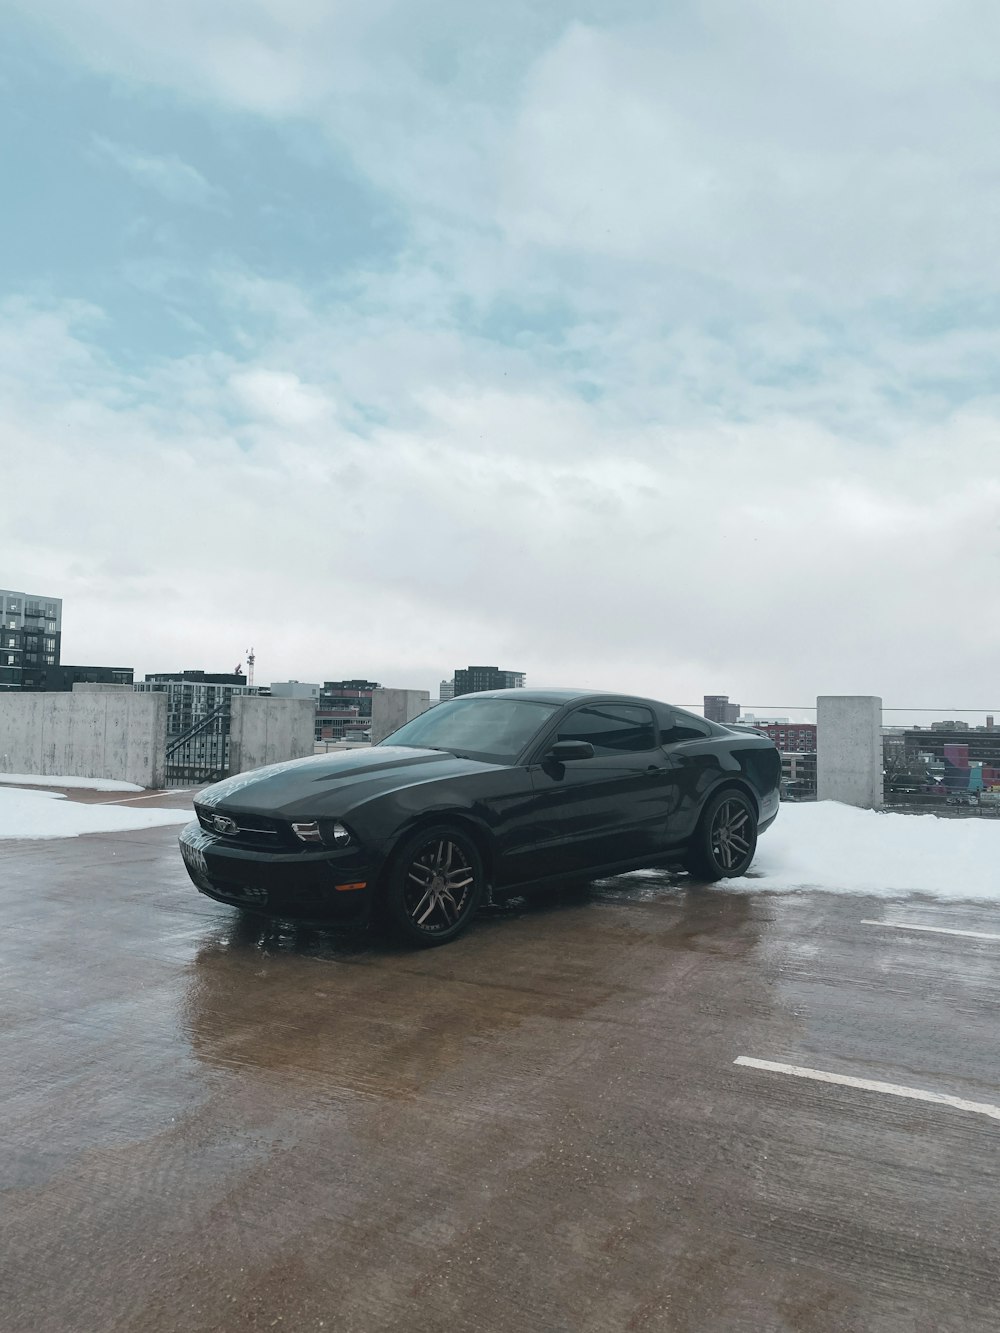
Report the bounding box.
[379,697,560,764]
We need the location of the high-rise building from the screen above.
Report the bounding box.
[453,666,525,696]
[439,678,455,702]
[1,588,133,691]
[0,588,62,690]
[703,694,740,725]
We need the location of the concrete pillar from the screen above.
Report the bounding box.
[370,689,431,744]
[229,697,315,776]
[817,696,883,808]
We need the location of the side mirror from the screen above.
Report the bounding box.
[548,740,595,762]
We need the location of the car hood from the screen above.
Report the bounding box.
[196,746,505,816]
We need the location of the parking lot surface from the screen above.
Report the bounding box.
[3,798,1000,1332]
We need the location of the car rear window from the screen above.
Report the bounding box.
[660,710,712,743]
[379,697,560,763]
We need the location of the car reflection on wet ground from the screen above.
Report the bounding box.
[3,803,1000,1332]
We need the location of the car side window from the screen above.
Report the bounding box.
[556,704,657,756]
[660,711,712,743]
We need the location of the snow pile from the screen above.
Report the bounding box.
[730,802,1000,902]
[0,787,190,840]
[0,773,144,792]
[2,785,997,901]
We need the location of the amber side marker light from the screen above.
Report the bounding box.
[335,881,367,892]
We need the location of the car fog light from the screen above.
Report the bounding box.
[292,821,323,843]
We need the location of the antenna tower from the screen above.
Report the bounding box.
[245,647,255,688]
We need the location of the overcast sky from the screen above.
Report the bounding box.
[3,1,999,717]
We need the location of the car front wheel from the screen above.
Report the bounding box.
[381,825,485,947]
[684,790,758,881]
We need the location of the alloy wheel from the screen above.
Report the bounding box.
[403,837,477,933]
[710,799,752,872]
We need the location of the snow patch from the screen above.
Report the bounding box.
[3,787,998,904]
[0,773,145,792]
[727,802,1000,902]
[0,786,190,840]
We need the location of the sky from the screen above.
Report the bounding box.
[2,0,1000,717]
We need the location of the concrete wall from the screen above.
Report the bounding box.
[817,695,883,808]
[370,689,431,744]
[0,692,167,787]
[228,696,316,776]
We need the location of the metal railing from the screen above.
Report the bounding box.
[164,702,229,760]
[164,701,230,786]
[882,705,1000,817]
[693,700,1000,814]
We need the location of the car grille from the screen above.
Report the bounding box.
[194,806,292,849]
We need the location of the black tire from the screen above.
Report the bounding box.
[684,790,758,881]
[380,824,486,947]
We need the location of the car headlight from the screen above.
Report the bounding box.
[291,820,352,847]
[327,821,351,847]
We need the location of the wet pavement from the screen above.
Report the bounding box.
[3,800,1000,1332]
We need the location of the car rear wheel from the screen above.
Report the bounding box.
[684,790,758,881]
[381,825,485,947]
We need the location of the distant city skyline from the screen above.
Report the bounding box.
[4,586,999,727]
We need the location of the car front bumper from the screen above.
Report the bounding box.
[178,821,374,918]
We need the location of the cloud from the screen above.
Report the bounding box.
[228,368,334,428]
[2,295,999,713]
[24,2,1000,300]
[497,8,1000,308]
[91,135,226,209]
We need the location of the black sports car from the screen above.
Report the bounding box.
[179,689,781,946]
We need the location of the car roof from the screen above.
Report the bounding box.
[452,690,736,738]
[453,687,663,707]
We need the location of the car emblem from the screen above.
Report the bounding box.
[212,815,239,835]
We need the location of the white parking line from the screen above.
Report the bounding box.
[860,920,1000,942]
[99,788,197,805]
[735,1057,1000,1122]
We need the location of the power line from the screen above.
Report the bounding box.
[682,705,998,713]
